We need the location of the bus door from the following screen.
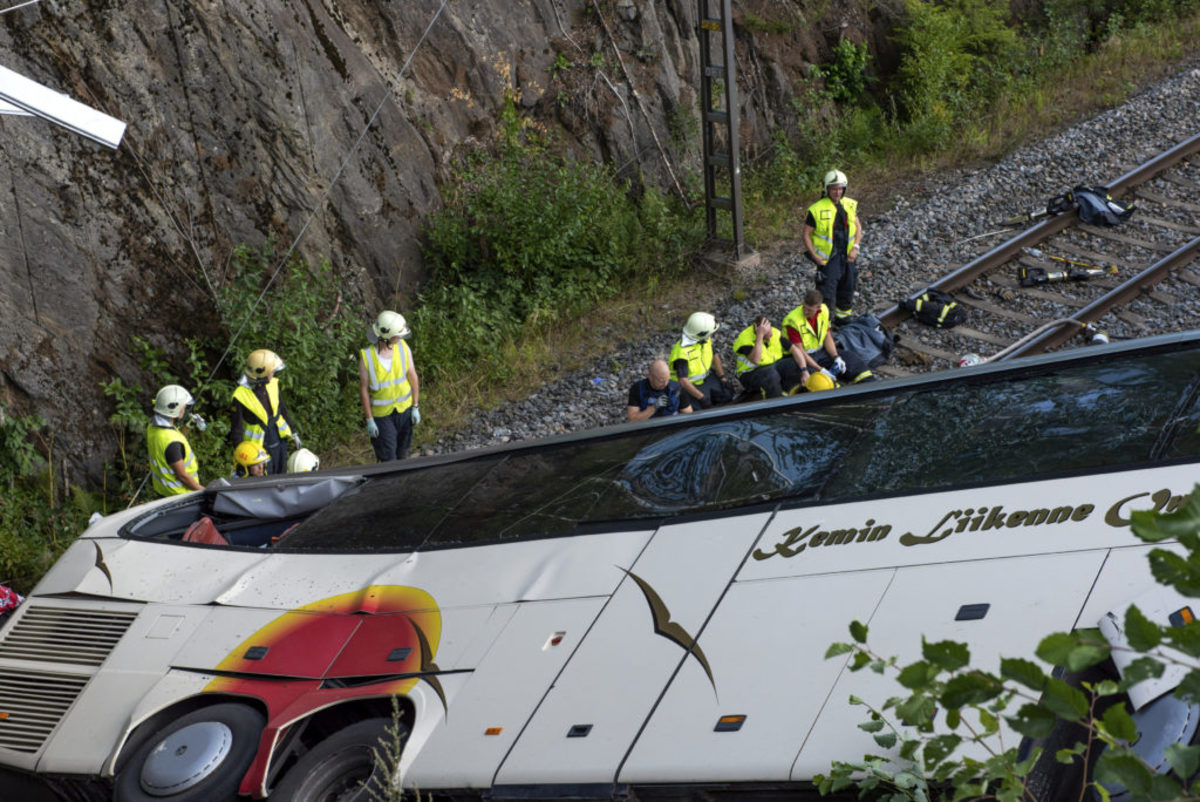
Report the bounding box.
[491,512,773,786]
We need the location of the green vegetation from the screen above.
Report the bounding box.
[0,408,99,592]
[817,486,1200,802]
[414,95,704,421]
[743,0,1200,240]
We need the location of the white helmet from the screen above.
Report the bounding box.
[824,169,848,189]
[244,349,284,382]
[957,353,983,368]
[287,448,320,473]
[372,310,411,341]
[153,385,193,418]
[682,312,718,342]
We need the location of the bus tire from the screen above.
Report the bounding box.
[269,718,403,801]
[114,702,265,802]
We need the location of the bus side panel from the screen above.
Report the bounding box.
[223,530,655,613]
[618,569,896,783]
[791,550,1109,779]
[493,513,770,785]
[406,598,609,788]
[1076,543,1165,628]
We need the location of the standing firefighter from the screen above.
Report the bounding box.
[229,349,300,476]
[147,385,204,497]
[803,169,863,326]
[360,310,421,461]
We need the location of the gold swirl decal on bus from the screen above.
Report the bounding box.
[92,542,113,591]
[620,568,716,694]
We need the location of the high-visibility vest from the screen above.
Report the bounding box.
[360,342,414,416]
[668,339,713,386]
[732,324,784,375]
[232,378,293,445]
[147,424,198,497]
[782,303,831,354]
[807,196,858,260]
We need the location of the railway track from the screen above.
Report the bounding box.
[873,132,1200,377]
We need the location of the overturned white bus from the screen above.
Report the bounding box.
[2,330,1200,801]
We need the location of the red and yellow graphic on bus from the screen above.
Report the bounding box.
[205,584,443,710]
[200,585,442,797]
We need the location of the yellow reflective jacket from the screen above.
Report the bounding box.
[360,342,414,416]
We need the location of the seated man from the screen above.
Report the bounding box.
[670,311,733,410]
[732,315,803,399]
[782,289,874,385]
[627,359,693,422]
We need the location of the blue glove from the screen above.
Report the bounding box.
[833,356,847,376]
[821,368,836,381]
[412,406,421,425]
[366,418,379,439]
[292,434,302,449]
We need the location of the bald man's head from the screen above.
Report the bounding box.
[648,359,670,390]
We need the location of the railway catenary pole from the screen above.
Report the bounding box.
[697,0,748,261]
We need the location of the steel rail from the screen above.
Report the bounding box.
[877,131,1200,332]
[1001,234,1200,359]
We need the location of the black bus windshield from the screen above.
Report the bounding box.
[277,340,1200,553]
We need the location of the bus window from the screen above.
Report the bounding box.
[831,350,1200,499]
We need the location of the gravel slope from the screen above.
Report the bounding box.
[432,63,1200,455]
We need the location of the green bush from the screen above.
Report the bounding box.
[821,39,871,105]
[0,408,94,593]
[892,0,1018,139]
[418,98,703,382]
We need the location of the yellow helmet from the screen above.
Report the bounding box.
[805,372,836,392]
[245,349,284,382]
[234,441,271,468]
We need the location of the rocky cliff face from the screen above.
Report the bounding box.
[0,0,885,482]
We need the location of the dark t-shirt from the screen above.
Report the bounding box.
[164,441,186,465]
[627,379,691,417]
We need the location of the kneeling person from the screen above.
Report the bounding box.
[782,289,874,385]
[670,312,733,410]
[732,315,803,399]
[627,359,693,422]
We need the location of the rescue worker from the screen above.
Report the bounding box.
[782,289,874,385]
[627,359,692,422]
[287,448,321,472]
[669,312,733,411]
[803,169,863,326]
[232,441,271,478]
[360,310,420,461]
[229,349,300,476]
[732,315,802,399]
[147,385,204,496]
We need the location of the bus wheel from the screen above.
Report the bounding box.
[114,703,265,802]
[269,718,405,801]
